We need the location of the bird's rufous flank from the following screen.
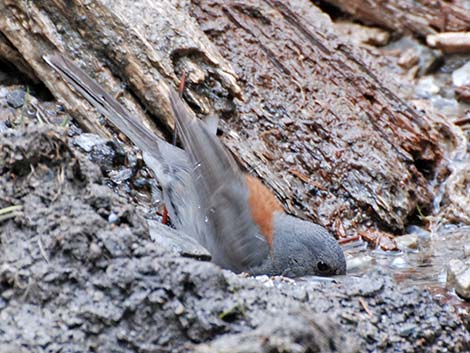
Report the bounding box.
[45,54,347,277]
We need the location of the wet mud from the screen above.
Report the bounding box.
[0,124,468,352]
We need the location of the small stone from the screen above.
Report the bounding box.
[391,257,408,268]
[344,275,384,297]
[452,61,470,87]
[415,76,439,98]
[464,244,470,258]
[109,168,133,184]
[88,242,102,260]
[148,289,167,304]
[346,255,374,272]
[395,234,418,250]
[399,324,417,337]
[446,259,470,300]
[6,89,26,108]
[108,212,119,224]
[174,302,185,315]
[455,85,470,103]
[72,133,107,152]
[1,289,15,300]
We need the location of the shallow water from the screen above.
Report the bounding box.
[344,224,470,307]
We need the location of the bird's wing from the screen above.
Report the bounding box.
[169,91,270,272]
[45,54,269,272]
[43,54,203,235]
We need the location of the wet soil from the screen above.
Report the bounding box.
[0,118,469,352]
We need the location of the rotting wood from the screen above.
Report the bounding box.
[427,32,470,54]
[191,0,457,232]
[0,0,240,139]
[0,0,458,234]
[0,32,39,83]
[323,0,470,37]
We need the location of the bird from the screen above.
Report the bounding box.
[44,54,346,277]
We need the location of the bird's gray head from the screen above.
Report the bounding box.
[266,213,346,277]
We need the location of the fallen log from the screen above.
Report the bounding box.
[0,0,458,234]
[191,0,456,232]
[322,0,470,37]
[0,0,240,139]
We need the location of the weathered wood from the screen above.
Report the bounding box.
[427,32,470,53]
[0,32,39,83]
[0,0,458,234]
[323,0,470,37]
[190,0,456,232]
[0,0,240,138]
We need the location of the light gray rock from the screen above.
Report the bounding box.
[396,234,419,251]
[148,219,211,260]
[447,259,470,300]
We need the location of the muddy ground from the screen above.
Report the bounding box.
[0,89,469,352]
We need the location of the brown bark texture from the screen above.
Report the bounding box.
[0,0,457,233]
[323,0,470,37]
[0,0,239,139]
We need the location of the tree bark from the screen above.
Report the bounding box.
[0,0,458,234]
[190,0,456,233]
[323,0,470,37]
[0,0,240,139]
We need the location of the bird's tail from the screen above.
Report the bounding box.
[43,54,163,156]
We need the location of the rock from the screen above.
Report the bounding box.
[384,36,442,75]
[108,168,133,184]
[446,259,470,300]
[452,61,470,87]
[72,133,107,152]
[346,255,374,272]
[391,257,408,268]
[147,219,212,260]
[395,234,419,251]
[464,244,470,258]
[398,48,419,70]
[415,76,439,98]
[344,275,385,297]
[455,85,470,103]
[399,324,417,337]
[6,89,26,108]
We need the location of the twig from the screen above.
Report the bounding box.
[359,297,374,318]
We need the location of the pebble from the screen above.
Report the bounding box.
[391,257,408,268]
[346,255,374,272]
[415,76,439,98]
[72,133,107,152]
[109,168,133,184]
[464,244,470,258]
[446,259,470,300]
[452,61,470,87]
[399,324,417,337]
[395,234,418,251]
[6,89,26,108]
[147,219,211,260]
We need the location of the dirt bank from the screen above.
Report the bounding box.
[0,125,468,352]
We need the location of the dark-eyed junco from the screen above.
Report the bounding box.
[45,54,346,277]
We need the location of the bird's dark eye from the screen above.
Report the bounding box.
[317,261,330,273]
